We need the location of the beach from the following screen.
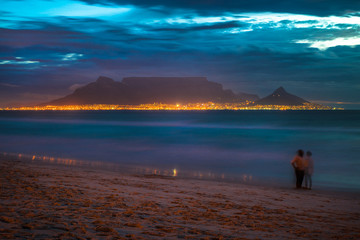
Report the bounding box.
[1,156,359,239]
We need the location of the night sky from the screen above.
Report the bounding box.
[1,0,360,108]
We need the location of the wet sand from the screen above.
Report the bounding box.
[1,157,360,239]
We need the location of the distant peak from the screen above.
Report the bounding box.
[274,86,286,92]
[256,86,308,106]
[272,86,288,95]
[96,76,115,84]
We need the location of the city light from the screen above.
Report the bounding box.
[0,102,340,111]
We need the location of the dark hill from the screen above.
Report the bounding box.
[256,87,308,106]
[47,76,135,105]
[47,76,255,105]
[236,92,259,101]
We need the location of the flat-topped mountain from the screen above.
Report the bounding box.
[122,77,237,104]
[48,76,134,105]
[256,87,309,106]
[47,76,257,105]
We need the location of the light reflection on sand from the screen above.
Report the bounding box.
[1,152,253,183]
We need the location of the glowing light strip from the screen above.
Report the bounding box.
[0,103,339,111]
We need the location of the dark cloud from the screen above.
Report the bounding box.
[80,0,360,16]
[0,27,86,48]
[154,21,247,33]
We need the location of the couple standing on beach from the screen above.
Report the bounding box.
[291,149,314,189]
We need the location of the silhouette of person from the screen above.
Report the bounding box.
[304,151,314,190]
[291,149,305,189]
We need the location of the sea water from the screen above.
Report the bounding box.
[0,110,359,191]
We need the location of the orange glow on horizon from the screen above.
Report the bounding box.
[0,102,339,111]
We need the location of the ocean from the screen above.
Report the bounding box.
[0,110,359,191]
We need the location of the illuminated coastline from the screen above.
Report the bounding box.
[0,102,340,111]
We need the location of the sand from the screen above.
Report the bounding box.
[1,157,360,239]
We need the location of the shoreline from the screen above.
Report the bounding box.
[2,152,360,197]
[1,155,360,239]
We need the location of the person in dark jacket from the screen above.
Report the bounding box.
[291,149,305,189]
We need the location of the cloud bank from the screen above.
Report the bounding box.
[0,0,360,108]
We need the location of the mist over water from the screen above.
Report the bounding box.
[1,110,359,191]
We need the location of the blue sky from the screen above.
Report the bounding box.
[1,0,360,108]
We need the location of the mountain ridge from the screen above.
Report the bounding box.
[46,76,312,106]
[47,76,259,106]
